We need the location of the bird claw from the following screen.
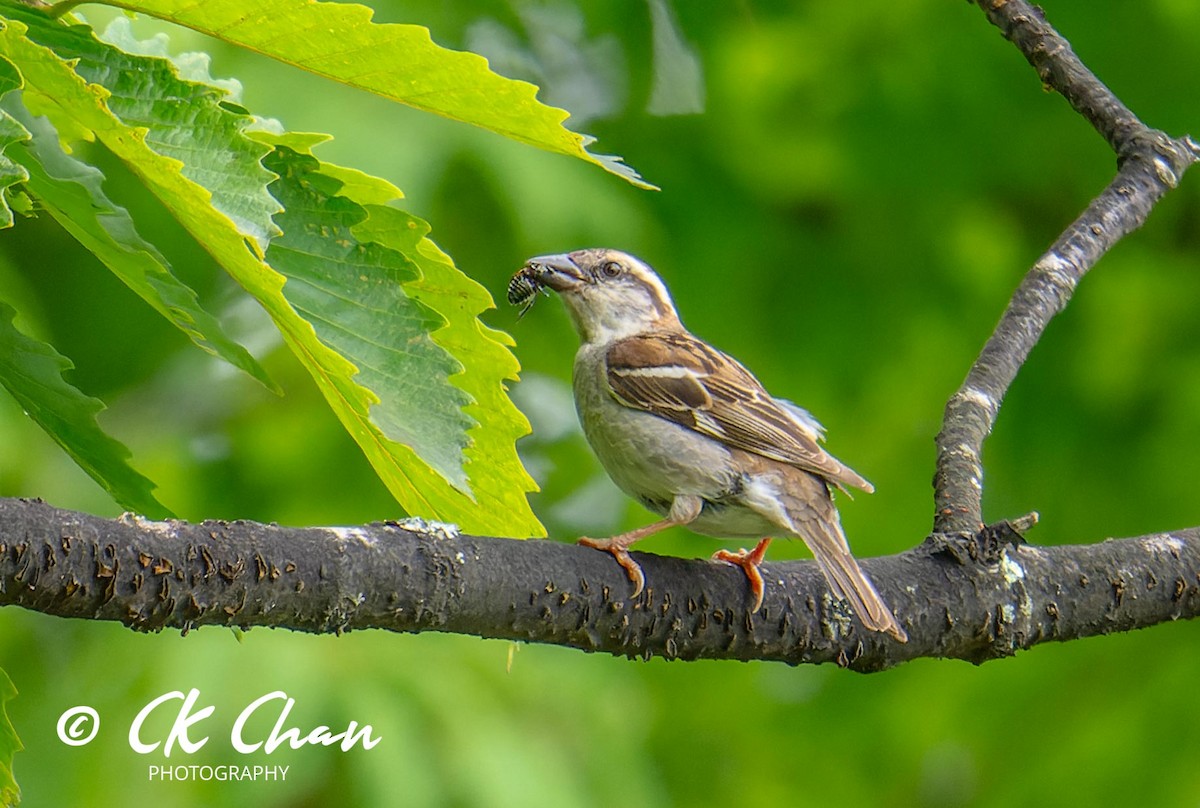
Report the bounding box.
[578,536,646,598]
[712,538,772,614]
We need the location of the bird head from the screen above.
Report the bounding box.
[514,249,682,343]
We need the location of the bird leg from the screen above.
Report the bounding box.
[578,495,703,598]
[712,538,773,614]
[578,520,672,597]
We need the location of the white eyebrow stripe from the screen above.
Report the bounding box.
[625,261,676,315]
[640,275,674,311]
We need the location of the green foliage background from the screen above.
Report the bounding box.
[1,1,1199,805]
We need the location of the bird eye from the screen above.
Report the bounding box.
[600,261,622,278]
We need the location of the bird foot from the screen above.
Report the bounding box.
[578,536,646,598]
[712,538,772,614]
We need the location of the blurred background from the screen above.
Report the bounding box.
[2,0,1200,805]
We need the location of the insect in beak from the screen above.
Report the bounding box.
[507,266,550,319]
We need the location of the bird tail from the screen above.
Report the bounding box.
[798,509,908,643]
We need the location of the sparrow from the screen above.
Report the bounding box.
[510,248,906,642]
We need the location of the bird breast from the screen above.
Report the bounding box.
[572,343,780,539]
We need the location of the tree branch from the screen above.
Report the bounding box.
[933,0,1200,534]
[3,3,1197,670]
[974,0,1139,151]
[2,498,1199,671]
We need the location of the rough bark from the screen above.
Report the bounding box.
[2,498,1199,671]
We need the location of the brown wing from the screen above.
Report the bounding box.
[605,332,873,493]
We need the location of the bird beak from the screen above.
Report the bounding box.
[524,253,585,292]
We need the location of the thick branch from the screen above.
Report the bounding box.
[2,498,1198,671]
[933,2,1200,533]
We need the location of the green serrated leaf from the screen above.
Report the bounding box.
[252,127,543,536]
[0,38,167,516]
[353,208,544,536]
[0,17,539,533]
[262,144,474,491]
[100,0,654,189]
[0,668,18,808]
[0,301,169,517]
[0,55,29,229]
[2,96,277,390]
[3,1,282,251]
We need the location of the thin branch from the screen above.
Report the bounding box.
[933,1,1200,534]
[2,498,1199,671]
[973,0,1141,152]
